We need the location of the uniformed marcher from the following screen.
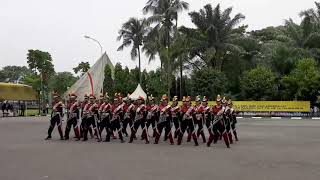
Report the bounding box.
[207,95,230,148]
[83,94,101,142]
[146,95,159,138]
[109,93,125,143]
[227,99,239,142]
[170,96,181,139]
[98,93,112,141]
[122,95,135,137]
[154,95,174,145]
[194,95,206,143]
[202,96,213,142]
[64,93,81,140]
[129,96,148,143]
[45,92,64,140]
[80,94,94,139]
[177,96,198,146]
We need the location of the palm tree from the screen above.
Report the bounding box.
[300,1,320,28]
[180,4,245,71]
[117,17,149,84]
[143,0,188,98]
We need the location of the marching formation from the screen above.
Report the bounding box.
[45,92,239,148]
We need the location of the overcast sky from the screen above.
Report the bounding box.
[0,0,317,73]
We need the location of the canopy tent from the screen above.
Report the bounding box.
[129,84,147,100]
[64,52,114,101]
[0,82,38,101]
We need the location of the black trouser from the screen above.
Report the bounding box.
[99,116,112,141]
[172,117,180,138]
[154,119,174,144]
[230,116,238,141]
[83,116,100,141]
[47,114,63,139]
[65,117,80,140]
[109,118,124,142]
[177,118,198,145]
[207,116,230,148]
[196,118,206,143]
[146,117,157,137]
[129,118,149,143]
[122,118,132,137]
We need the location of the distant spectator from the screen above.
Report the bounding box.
[1,101,6,117]
[46,103,49,114]
[313,106,319,116]
[20,102,26,116]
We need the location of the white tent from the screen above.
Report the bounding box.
[64,52,114,101]
[129,84,147,100]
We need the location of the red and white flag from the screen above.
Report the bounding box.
[64,52,114,101]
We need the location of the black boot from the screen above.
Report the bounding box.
[192,133,199,146]
[45,126,53,140]
[64,128,70,140]
[82,129,88,141]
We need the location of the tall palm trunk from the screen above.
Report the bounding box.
[167,31,171,99]
[138,46,142,84]
[179,57,183,99]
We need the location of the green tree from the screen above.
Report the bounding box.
[117,17,149,84]
[143,0,188,98]
[282,58,320,102]
[191,67,227,100]
[27,50,55,81]
[145,69,167,100]
[27,49,55,105]
[180,4,246,71]
[48,72,78,95]
[240,66,278,100]
[113,63,136,96]
[73,61,90,76]
[0,66,32,83]
[24,74,41,93]
[103,65,115,96]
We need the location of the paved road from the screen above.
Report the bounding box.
[0,117,320,180]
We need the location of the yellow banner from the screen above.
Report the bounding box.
[172,101,310,112]
[232,101,310,112]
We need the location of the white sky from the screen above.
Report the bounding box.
[0,0,316,73]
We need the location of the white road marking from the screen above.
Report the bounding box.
[291,117,302,119]
[271,117,282,119]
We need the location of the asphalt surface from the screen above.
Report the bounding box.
[0,117,320,180]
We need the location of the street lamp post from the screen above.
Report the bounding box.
[84,35,104,93]
[84,35,103,55]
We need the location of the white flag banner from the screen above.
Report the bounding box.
[64,52,114,101]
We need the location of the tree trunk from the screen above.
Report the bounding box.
[179,57,183,100]
[167,32,171,99]
[138,46,142,85]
